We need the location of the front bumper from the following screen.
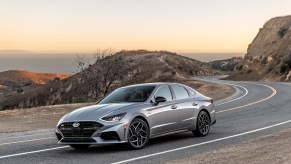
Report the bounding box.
[56,121,129,145]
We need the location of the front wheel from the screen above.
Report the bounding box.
[127,118,150,149]
[192,110,210,137]
[69,144,90,149]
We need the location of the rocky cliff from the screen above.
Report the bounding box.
[227,15,291,81]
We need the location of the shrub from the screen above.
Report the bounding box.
[1,103,17,110]
[24,83,32,87]
[285,60,291,68]
[277,26,288,38]
[280,63,288,73]
[261,57,268,65]
[72,96,88,103]
[189,70,193,75]
[280,52,291,73]
[247,69,252,73]
[16,88,24,93]
[267,67,273,73]
[54,77,61,81]
[236,65,243,71]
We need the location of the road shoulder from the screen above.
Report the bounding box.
[168,128,291,164]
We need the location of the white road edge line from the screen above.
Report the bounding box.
[216,83,248,106]
[0,146,69,159]
[193,77,249,106]
[0,132,54,140]
[0,137,55,146]
[111,119,291,164]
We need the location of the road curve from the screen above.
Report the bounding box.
[1,77,291,164]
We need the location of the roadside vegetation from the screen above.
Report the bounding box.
[280,52,291,73]
[277,26,288,38]
[0,50,220,110]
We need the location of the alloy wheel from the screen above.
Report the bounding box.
[193,111,210,136]
[198,112,210,135]
[128,118,149,149]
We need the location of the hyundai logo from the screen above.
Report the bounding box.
[72,122,80,128]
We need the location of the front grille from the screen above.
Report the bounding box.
[61,138,96,143]
[58,122,103,138]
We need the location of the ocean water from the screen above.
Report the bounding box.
[181,53,244,62]
[0,53,244,74]
[0,53,88,74]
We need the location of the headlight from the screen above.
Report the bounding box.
[101,113,126,122]
[57,114,68,125]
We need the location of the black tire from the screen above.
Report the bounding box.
[69,144,90,149]
[192,110,210,137]
[127,118,150,149]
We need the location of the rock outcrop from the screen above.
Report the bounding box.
[209,57,243,73]
[227,15,291,81]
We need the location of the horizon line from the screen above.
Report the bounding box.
[0,49,245,54]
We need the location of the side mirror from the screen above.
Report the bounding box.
[154,96,166,106]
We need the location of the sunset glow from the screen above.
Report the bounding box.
[1,0,291,53]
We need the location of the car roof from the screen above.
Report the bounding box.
[119,82,185,88]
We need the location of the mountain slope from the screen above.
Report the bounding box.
[0,70,71,86]
[227,15,291,81]
[0,50,221,110]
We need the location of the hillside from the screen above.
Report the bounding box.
[0,70,71,86]
[209,57,243,73]
[0,50,221,110]
[227,15,291,81]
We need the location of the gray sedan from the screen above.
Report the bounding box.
[55,83,216,149]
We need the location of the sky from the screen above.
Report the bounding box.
[0,0,291,54]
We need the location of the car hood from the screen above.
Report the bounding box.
[63,103,136,122]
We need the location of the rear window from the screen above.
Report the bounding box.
[171,85,190,100]
[187,88,196,96]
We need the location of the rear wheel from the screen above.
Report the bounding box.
[192,110,210,137]
[69,144,90,149]
[127,118,150,149]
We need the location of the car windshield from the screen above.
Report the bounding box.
[98,85,156,104]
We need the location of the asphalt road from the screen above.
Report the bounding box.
[1,77,291,164]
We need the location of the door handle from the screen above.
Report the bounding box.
[193,102,198,106]
[171,105,177,109]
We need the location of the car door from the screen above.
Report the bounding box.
[170,84,198,129]
[148,85,181,136]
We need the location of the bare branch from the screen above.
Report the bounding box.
[74,48,129,99]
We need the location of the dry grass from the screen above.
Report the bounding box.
[0,70,70,85]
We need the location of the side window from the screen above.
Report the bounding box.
[187,88,196,97]
[172,85,190,100]
[154,85,173,101]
